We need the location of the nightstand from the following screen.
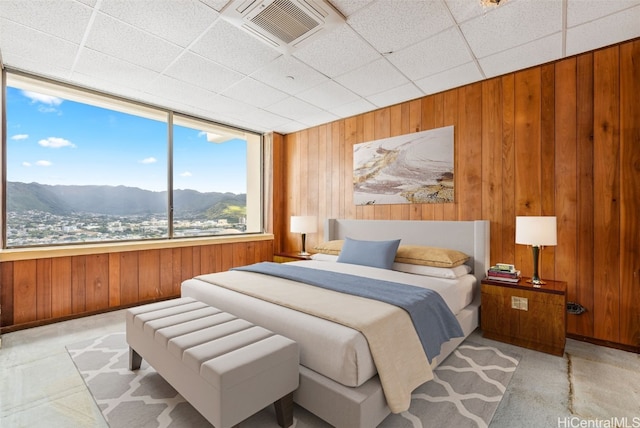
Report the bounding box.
[273,252,311,263]
[481,277,567,356]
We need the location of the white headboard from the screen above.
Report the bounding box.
[325,219,490,286]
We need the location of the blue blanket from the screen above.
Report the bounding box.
[232,262,463,362]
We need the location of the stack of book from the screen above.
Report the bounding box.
[487,263,521,282]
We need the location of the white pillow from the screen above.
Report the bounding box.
[311,254,471,278]
[392,262,472,279]
[310,253,338,262]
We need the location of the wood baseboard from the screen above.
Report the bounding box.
[566,333,639,354]
[0,295,178,334]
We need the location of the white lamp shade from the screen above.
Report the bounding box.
[515,216,557,246]
[290,216,317,234]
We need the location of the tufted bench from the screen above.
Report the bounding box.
[126,297,299,428]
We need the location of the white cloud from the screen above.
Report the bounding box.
[22,91,63,106]
[140,157,157,164]
[11,134,29,141]
[22,162,32,167]
[38,137,76,148]
[180,171,193,177]
[35,160,52,166]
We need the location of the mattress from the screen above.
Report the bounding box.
[181,259,476,388]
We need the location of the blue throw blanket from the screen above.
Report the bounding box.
[232,262,463,362]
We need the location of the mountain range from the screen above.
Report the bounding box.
[6,182,246,219]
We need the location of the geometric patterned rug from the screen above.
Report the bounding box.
[67,333,519,428]
[380,343,519,428]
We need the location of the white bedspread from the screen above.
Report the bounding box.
[181,260,476,411]
[287,260,475,315]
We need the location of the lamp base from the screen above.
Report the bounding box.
[527,277,546,287]
[529,245,545,287]
[299,233,309,257]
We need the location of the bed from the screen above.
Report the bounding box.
[181,219,490,428]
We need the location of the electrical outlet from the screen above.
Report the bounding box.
[511,296,528,311]
[511,296,519,309]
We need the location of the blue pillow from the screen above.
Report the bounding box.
[337,237,401,270]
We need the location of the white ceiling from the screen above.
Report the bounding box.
[1,0,639,135]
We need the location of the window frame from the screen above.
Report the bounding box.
[1,69,265,249]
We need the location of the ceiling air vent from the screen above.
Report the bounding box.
[220,0,345,54]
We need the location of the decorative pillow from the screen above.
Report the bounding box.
[392,262,472,278]
[394,245,469,268]
[310,253,339,262]
[336,237,401,270]
[313,240,344,256]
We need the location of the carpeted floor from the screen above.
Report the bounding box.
[67,333,519,428]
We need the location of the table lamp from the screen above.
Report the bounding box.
[515,216,557,286]
[290,216,317,256]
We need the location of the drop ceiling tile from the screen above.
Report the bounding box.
[221,78,289,108]
[145,75,214,106]
[199,0,231,12]
[366,82,423,108]
[348,0,454,53]
[190,19,281,75]
[228,106,291,131]
[293,24,380,78]
[461,0,562,59]
[268,97,325,121]
[335,58,409,97]
[250,56,329,95]
[98,0,217,48]
[479,32,562,78]
[0,0,93,44]
[2,0,639,136]
[86,12,183,72]
[274,120,308,134]
[329,0,375,17]
[203,94,259,117]
[163,51,244,93]
[387,27,473,81]
[415,61,484,95]
[296,80,360,111]
[331,98,377,119]
[445,0,487,24]
[299,111,341,128]
[72,48,161,93]
[566,0,640,27]
[0,19,79,74]
[2,52,71,84]
[566,5,640,56]
[223,117,269,133]
[71,70,153,104]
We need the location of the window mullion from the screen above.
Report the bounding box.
[168,112,174,238]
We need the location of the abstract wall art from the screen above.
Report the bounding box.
[353,125,454,205]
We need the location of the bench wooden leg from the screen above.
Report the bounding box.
[274,392,294,428]
[129,347,142,370]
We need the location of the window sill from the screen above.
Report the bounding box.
[0,233,274,262]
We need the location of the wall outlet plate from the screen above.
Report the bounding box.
[511,296,528,311]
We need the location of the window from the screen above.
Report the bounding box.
[3,72,262,248]
[172,115,262,237]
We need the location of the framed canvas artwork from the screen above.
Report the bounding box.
[353,125,454,205]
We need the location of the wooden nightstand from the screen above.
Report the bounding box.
[273,252,311,263]
[481,277,567,356]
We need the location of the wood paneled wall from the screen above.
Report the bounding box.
[0,240,273,331]
[274,39,640,349]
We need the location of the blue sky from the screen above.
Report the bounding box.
[5,86,247,194]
